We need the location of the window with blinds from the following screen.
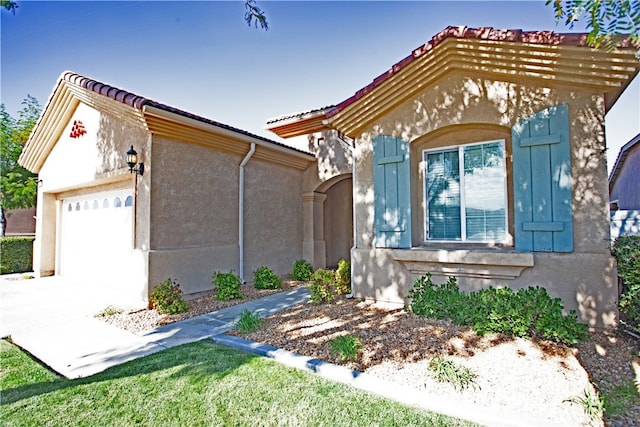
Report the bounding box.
[423,140,507,243]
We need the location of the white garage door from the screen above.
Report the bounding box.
[59,189,134,284]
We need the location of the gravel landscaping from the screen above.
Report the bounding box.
[99,283,639,426]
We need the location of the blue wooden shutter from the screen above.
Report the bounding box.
[373,135,411,248]
[512,104,573,252]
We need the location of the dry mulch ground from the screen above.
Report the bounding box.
[100,283,639,427]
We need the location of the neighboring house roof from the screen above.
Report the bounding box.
[4,208,36,236]
[19,72,316,173]
[267,25,640,139]
[609,132,640,191]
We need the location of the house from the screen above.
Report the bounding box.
[267,26,640,327]
[609,133,640,237]
[4,208,36,236]
[19,72,317,306]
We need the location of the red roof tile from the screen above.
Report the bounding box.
[326,26,604,117]
[60,72,312,155]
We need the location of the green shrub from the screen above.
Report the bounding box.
[0,237,34,274]
[407,273,467,322]
[566,388,604,421]
[428,356,479,392]
[253,265,282,290]
[335,259,351,295]
[97,305,122,317]
[235,309,262,334]
[309,268,336,304]
[612,235,640,331]
[212,271,244,301]
[291,259,313,281]
[149,278,189,315]
[328,335,361,362]
[406,273,589,345]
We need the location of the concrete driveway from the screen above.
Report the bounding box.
[0,274,161,378]
[1,274,143,339]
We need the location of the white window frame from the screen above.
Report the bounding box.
[422,139,508,243]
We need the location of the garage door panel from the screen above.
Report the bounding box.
[60,190,133,284]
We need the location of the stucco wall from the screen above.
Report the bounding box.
[324,177,353,268]
[350,71,617,327]
[610,143,640,210]
[147,137,305,296]
[35,103,150,304]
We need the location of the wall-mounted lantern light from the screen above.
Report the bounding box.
[126,145,144,176]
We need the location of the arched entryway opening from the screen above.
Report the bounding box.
[323,177,353,268]
[302,173,353,269]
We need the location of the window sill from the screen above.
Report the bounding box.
[392,248,534,280]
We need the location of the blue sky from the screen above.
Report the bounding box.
[2,1,638,171]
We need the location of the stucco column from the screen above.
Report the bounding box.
[32,191,57,277]
[302,191,327,269]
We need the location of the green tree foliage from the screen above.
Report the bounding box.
[548,0,640,47]
[244,0,268,30]
[0,96,41,236]
[2,0,268,29]
[1,0,18,14]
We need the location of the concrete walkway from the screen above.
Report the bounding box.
[0,274,310,378]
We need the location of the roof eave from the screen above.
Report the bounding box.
[19,72,316,174]
[143,105,315,170]
[265,111,330,139]
[608,132,640,190]
[324,28,640,138]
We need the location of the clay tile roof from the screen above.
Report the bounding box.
[60,71,310,155]
[329,25,597,116]
[266,106,335,125]
[268,25,631,137]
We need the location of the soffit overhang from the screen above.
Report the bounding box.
[326,37,640,138]
[19,72,315,174]
[266,109,331,139]
[18,79,147,173]
[143,106,316,170]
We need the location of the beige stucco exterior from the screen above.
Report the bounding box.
[22,72,316,307]
[266,29,640,329]
[300,129,354,269]
[347,72,620,327]
[146,137,306,294]
[33,102,150,303]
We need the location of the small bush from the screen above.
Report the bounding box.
[149,278,189,315]
[612,235,640,331]
[212,271,244,301]
[253,265,282,290]
[565,388,604,421]
[328,335,361,362]
[291,259,313,281]
[335,259,351,295]
[0,237,34,274]
[406,273,589,345]
[429,356,479,392]
[309,268,336,304]
[97,306,122,317]
[235,309,262,334]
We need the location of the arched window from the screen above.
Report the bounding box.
[114,197,122,208]
[124,195,133,207]
[75,202,81,211]
[83,201,89,210]
[67,203,72,212]
[103,198,110,208]
[93,200,99,209]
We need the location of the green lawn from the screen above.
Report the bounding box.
[0,339,476,427]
